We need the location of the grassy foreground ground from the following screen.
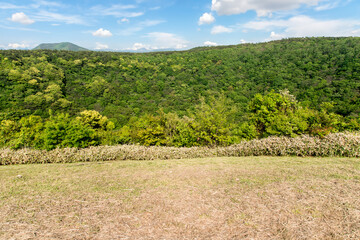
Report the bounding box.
[0,157,359,239]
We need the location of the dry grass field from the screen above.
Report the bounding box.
[1,157,359,239]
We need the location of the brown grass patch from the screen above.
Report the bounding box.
[1,157,359,239]
[1,132,360,165]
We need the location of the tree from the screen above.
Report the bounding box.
[77,110,115,130]
[43,113,98,150]
[188,95,235,145]
[248,90,309,138]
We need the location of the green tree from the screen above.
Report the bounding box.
[307,102,344,137]
[129,114,167,146]
[43,113,97,150]
[13,115,44,149]
[0,120,17,147]
[248,90,309,138]
[188,95,235,145]
[77,110,115,130]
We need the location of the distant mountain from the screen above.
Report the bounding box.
[33,42,88,51]
[122,48,181,53]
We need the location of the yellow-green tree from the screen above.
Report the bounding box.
[77,110,115,131]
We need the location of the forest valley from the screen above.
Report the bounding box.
[1,37,360,150]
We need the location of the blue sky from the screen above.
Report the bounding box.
[0,0,360,51]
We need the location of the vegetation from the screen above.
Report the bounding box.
[1,132,359,165]
[1,37,360,149]
[1,157,359,239]
[3,38,359,240]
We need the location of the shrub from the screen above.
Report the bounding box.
[96,127,132,146]
[248,90,309,138]
[129,114,167,146]
[11,115,44,149]
[0,120,17,147]
[307,103,345,137]
[43,113,98,150]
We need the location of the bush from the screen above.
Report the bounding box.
[11,115,44,149]
[248,90,309,138]
[129,114,167,146]
[307,103,345,137]
[0,120,17,147]
[43,113,98,150]
[187,96,235,146]
[96,126,132,146]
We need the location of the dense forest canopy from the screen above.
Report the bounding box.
[1,37,360,149]
[1,37,360,123]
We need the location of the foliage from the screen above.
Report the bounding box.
[0,112,108,150]
[11,115,44,149]
[2,37,360,125]
[1,37,360,149]
[43,113,97,150]
[129,114,167,146]
[77,110,115,131]
[0,120,17,146]
[307,103,344,137]
[248,90,309,138]
[185,95,236,146]
[122,96,237,147]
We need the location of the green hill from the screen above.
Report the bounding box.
[33,42,88,51]
[1,37,360,125]
[2,37,360,149]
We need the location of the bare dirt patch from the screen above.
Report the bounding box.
[1,157,359,239]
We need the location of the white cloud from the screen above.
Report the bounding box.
[8,43,29,49]
[130,43,150,50]
[31,0,64,8]
[119,27,142,36]
[315,0,340,11]
[146,32,188,49]
[0,24,50,33]
[119,20,165,36]
[95,42,109,50]
[351,29,360,35]
[268,31,284,40]
[240,39,247,44]
[204,41,218,46]
[0,3,23,9]
[198,13,215,25]
[211,0,321,16]
[118,18,130,23]
[90,4,143,18]
[10,12,35,25]
[211,25,233,34]
[92,28,113,37]
[150,6,161,11]
[244,15,360,38]
[34,10,85,24]
[139,20,165,27]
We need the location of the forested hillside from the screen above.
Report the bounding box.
[1,37,360,149]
